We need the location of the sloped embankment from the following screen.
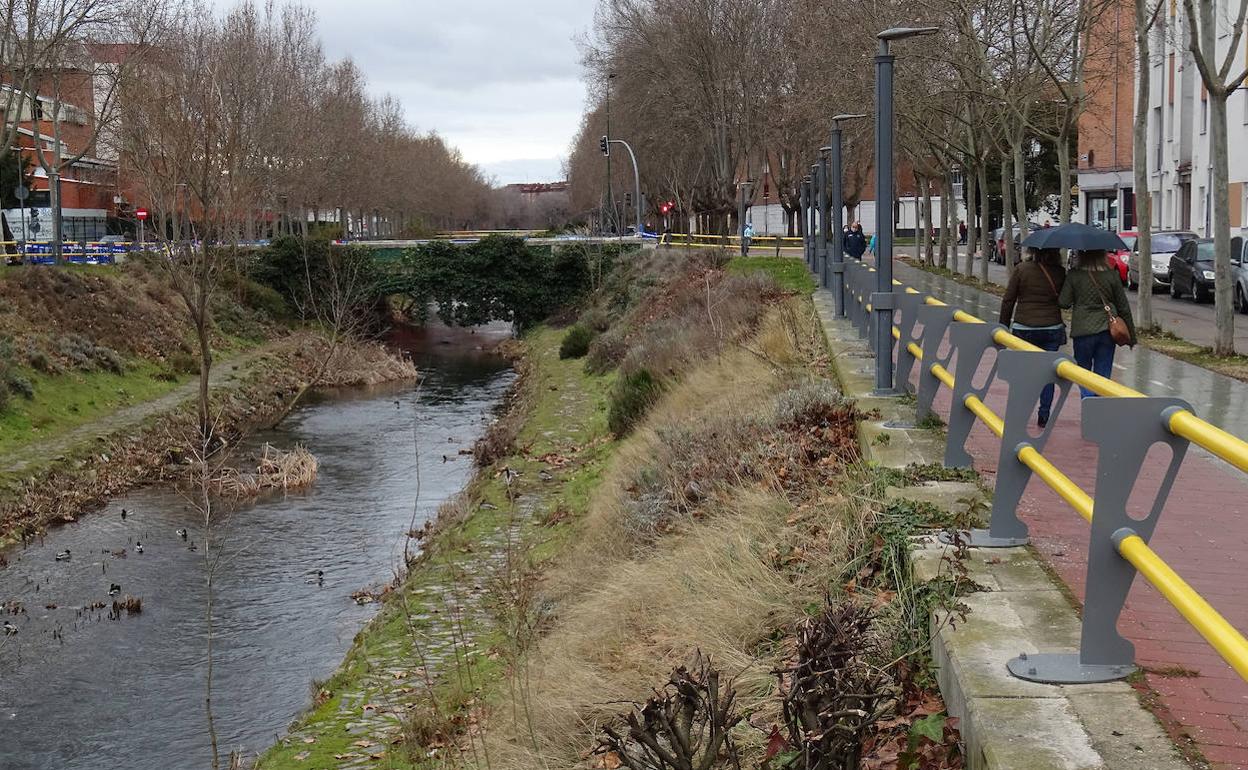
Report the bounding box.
[260,249,967,770]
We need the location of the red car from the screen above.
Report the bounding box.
[1108,231,1135,285]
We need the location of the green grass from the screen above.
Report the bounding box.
[727,256,817,294]
[258,325,618,770]
[0,361,189,457]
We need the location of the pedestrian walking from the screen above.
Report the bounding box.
[868,231,877,257]
[742,222,754,256]
[958,220,967,245]
[1059,249,1137,398]
[844,221,867,259]
[999,248,1066,427]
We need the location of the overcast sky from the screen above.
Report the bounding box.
[226,0,596,185]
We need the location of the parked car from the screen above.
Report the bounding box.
[1233,237,1248,314]
[1127,230,1198,290]
[1169,239,1216,302]
[1108,231,1136,285]
[993,222,1042,264]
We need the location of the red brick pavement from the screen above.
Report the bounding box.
[921,364,1248,769]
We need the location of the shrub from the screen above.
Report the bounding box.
[25,345,61,375]
[585,326,629,373]
[6,373,33,400]
[608,369,662,436]
[559,324,595,359]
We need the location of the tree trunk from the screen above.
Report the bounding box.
[1211,93,1235,355]
[936,177,949,269]
[1057,131,1073,224]
[978,162,991,283]
[1011,140,1029,276]
[944,172,956,269]
[965,164,978,277]
[50,171,63,264]
[1001,157,1015,272]
[923,175,933,263]
[1135,0,1155,329]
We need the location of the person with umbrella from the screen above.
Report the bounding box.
[1024,223,1136,398]
[999,247,1066,427]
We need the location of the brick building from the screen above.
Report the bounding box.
[1076,0,1137,233]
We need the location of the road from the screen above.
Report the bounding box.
[896,245,1248,352]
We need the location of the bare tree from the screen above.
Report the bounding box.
[1134,0,1165,329]
[1182,0,1248,355]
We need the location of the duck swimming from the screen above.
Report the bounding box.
[120,508,128,520]
[2,621,15,636]
[135,542,143,554]
[176,529,187,540]
[108,584,121,597]
[54,550,71,562]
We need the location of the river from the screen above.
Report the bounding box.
[0,322,515,769]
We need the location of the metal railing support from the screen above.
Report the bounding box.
[1008,396,1193,684]
[944,321,1006,469]
[914,305,957,420]
[970,350,1075,547]
[893,291,926,394]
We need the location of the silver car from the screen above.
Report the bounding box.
[1128,231,1198,291]
[1233,236,1248,314]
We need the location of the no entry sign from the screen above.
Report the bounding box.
[135,208,148,221]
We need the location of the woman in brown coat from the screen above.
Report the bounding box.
[999,248,1066,426]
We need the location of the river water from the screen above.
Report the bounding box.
[0,323,514,769]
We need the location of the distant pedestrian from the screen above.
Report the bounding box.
[958,220,968,245]
[868,232,877,257]
[742,222,754,255]
[1059,249,1137,398]
[999,248,1066,427]
[844,221,867,259]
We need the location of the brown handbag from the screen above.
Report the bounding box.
[1089,272,1132,346]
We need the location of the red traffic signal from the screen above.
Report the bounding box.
[659,202,671,214]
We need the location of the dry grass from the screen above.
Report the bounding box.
[214,443,318,498]
[478,302,874,769]
[314,338,419,387]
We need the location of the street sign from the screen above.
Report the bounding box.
[14,185,27,201]
[135,208,148,221]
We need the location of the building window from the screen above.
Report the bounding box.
[1168,102,1175,140]
[1154,106,1164,167]
[1201,97,1208,134]
[1088,149,1096,167]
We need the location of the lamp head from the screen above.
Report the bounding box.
[878,26,939,41]
[831,113,868,123]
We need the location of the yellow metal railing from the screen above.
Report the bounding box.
[878,265,1248,682]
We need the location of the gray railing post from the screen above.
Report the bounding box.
[1008,396,1193,684]
[942,321,1005,469]
[914,305,957,420]
[967,349,1076,547]
[893,291,925,394]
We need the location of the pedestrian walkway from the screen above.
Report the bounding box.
[842,262,1248,769]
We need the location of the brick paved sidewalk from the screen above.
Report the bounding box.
[899,292,1248,768]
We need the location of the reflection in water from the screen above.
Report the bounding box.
[0,322,514,770]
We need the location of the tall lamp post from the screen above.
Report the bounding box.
[829,114,867,316]
[608,138,643,236]
[803,177,813,267]
[605,72,617,235]
[737,179,753,256]
[806,176,816,270]
[874,26,938,395]
[817,152,831,286]
[810,163,821,275]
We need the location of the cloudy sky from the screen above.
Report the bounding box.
[235,0,597,185]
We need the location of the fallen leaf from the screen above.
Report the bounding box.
[369,751,387,760]
[353,740,375,748]
[301,737,315,744]
[292,751,309,761]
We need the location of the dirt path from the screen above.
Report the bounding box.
[0,343,275,478]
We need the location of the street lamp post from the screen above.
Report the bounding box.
[810,163,821,276]
[874,26,938,395]
[806,176,816,270]
[738,180,753,256]
[605,73,617,235]
[817,147,832,288]
[830,114,867,317]
[799,178,810,267]
[608,138,643,236]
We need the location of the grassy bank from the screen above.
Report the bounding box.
[257,250,965,770]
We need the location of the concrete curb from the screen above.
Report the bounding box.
[813,288,1190,769]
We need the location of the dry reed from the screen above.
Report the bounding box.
[213,443,318,499]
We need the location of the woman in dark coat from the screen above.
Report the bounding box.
[999,248,1065,426]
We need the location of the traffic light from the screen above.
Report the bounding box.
[599,135,609,156]
[624,192,632,207]
[659,202,671,215]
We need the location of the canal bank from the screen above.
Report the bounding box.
[0,320,512,770]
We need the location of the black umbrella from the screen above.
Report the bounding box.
[1020,222,1128,252]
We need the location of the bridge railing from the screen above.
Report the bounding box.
[833,253,1248,685]
[658,232,803,249]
